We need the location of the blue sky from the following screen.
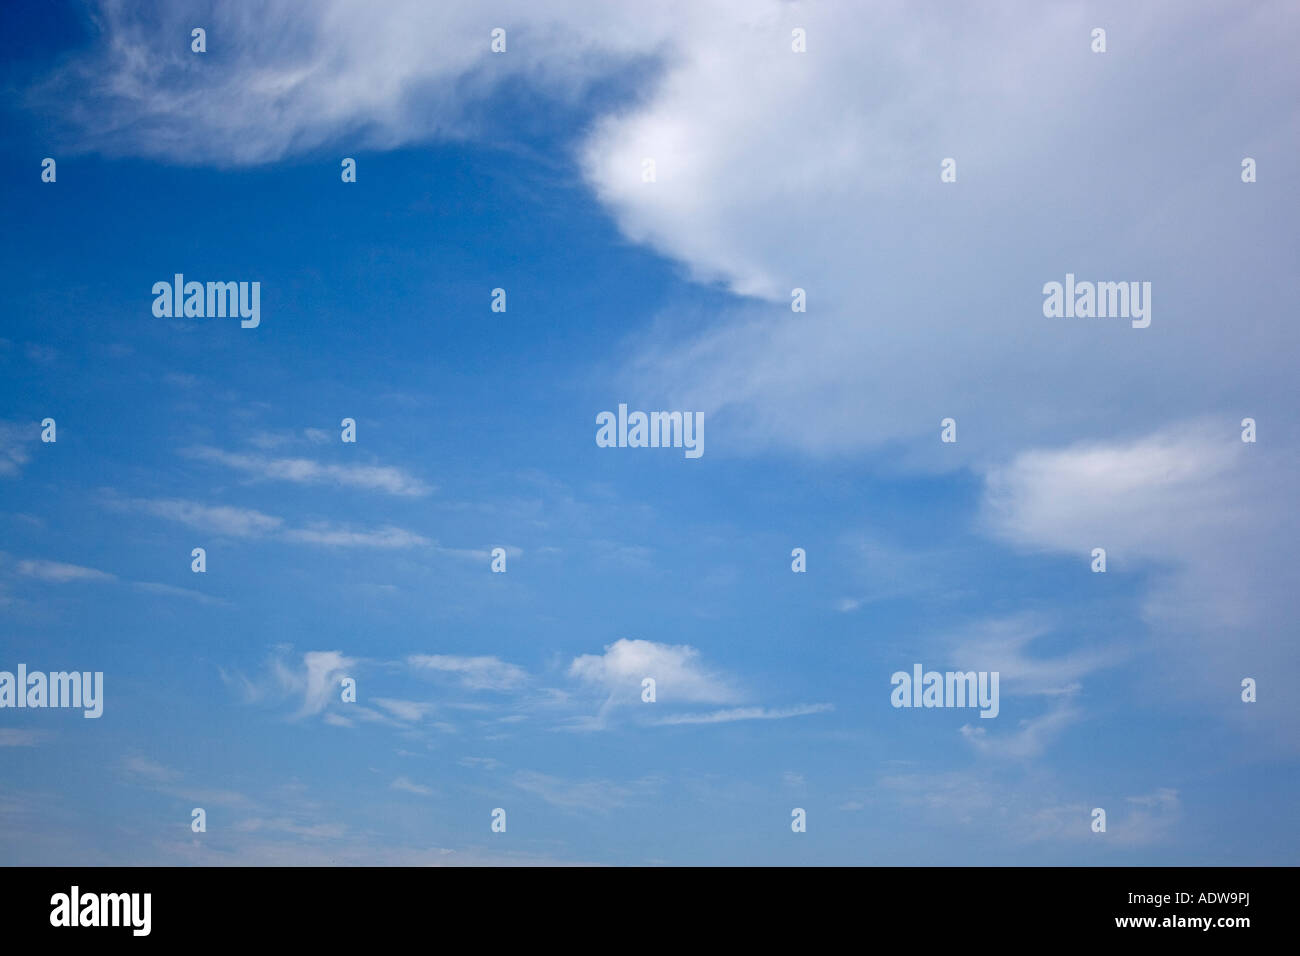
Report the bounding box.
[1,0,1297,865]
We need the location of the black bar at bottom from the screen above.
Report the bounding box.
[0,866,1277,942]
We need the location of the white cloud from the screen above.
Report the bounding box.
[511,770,658,812]
[38,0,684,165]
[433,545,523,562]
[1013,789,1182,848]
[1113,789,1181,847]
[233,818,347,839]
[122,755,180,783]
[582,3,1300,461]
[879,771,1000,827]
[959,700,1081,760]
[282,524,429,549]
[981,423,1247,557]
[0,422,33,477]
[17,560,115,583]
[34,2,1299,466]
[374,698,435,722]
[979,422,1300,744]
[408,655,528,691]
[114,496,428,549]
[185,446,433,497]
[652,703,833,726]
[942,613,1120,698]
[132,581,227,605]
[13,560,229,606]
[458,756,501,771]
[568,638,738,706]
[390,776,433,796]
[274,650,358,719]
[121,756,254,809]
[117,497,283,537]
[563,640,832,731]
[0,730,50,747]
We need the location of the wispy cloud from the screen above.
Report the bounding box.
[0,730,51,747]
[1113,789,1182,847]
[0,422,33,478]
[122,755,180,783]
[282,524,429,549]
[390,776,433,796]
[12,559,230,606]
[374,698,435,722]
[651,703,833,726]
[275,650,358,719]
[114,497,283,538]
[112,496,428,550]
[121,756,253,809]
[409,655,527,691]
[511,770,659,812]
[185,446,433,497]
[17,559,115,583]
[232,817,347,839]
[132,581,228,606]
[980,422,1300,743]
[959,700,1082,759]
[458,757,501,771]
[943,613,1120,698]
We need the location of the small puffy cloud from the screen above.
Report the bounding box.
[568,639,738,705]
